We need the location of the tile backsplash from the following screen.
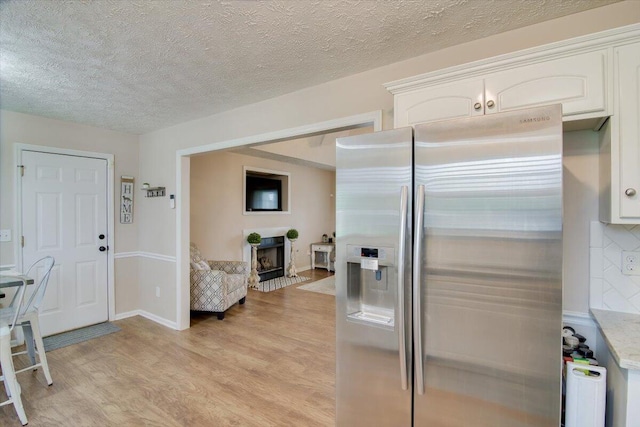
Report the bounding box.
[590,221,640,313]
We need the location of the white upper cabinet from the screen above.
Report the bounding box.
[484,50,607,118]
[394,78,484,127]
[390,49,608,128]
[611,41,640,221]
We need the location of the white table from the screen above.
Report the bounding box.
[0,275,34,288]
[311,242,335,272]
[0,274,34,299]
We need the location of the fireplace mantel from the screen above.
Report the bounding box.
[242,227,292,273]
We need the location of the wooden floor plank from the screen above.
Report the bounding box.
[0,271,336,426]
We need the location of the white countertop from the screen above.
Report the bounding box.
[591,308,640,371]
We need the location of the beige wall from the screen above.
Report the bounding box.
[0,109,140,314]
[138,258,176,321]
[190,151,335,268]
[115,257,140,314]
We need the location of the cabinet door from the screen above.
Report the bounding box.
[616,42,640,219]
[484,50,608,119]
[394,78,484,127]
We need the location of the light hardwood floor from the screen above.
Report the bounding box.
[0,270,336,426]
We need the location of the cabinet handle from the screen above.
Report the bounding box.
[625,188,637,197]
[473,102,482,111]
[486,100,495,108]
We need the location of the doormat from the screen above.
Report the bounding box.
[253,274,310,292]
[296,275,335,296]
[43,322,121,352]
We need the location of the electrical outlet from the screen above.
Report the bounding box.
[156,286,160,298]
[622,251,640,276]
[0,229,11,242]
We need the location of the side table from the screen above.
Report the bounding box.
[310,242,335,272]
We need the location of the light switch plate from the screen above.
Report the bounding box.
[622,251,640,276]
[0,229,11,242]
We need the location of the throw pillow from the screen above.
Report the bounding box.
[197,260,211,270]
[191,260,211,271]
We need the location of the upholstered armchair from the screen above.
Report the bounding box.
[190,243,249,320]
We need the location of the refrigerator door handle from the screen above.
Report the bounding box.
[413,184,425,395]
[397,185,409,391]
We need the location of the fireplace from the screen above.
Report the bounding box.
[256,236,285,281]
[243,227,293,280]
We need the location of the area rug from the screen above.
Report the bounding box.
[254,274,310,292]
[43,322,121,352]
[296,275,335,296]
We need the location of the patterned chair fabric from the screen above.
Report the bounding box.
[190,243,249,317]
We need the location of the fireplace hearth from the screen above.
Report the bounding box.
[256,236,285,281]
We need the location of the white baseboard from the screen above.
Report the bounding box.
[298,264,311,272]
[113,251,176,262]
[113,310,178,330]
[113,310,140,321]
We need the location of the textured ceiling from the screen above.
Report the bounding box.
[0,0,620,135]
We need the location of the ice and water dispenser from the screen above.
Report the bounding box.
[346,244,396,329]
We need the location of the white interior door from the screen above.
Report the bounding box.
[21,150,108,336]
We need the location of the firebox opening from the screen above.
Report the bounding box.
[257,236,285,281]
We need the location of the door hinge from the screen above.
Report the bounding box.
[21,236,24,247]
[17,165,24,177]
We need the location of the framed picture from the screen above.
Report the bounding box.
[120,176,134,224]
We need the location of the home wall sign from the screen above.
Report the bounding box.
[120,176,134,223]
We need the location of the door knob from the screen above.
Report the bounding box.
[99,246,107,252]
[99,234,105,240]
[625,188,637,197]
[473,102,482,111]
[486,100,495,108]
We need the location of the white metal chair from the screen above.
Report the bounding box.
[11,256,55,386]
[0,275,29,425]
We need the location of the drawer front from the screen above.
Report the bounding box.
[313,244,334,252]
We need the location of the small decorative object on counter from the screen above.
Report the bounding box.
[322,233,328,243]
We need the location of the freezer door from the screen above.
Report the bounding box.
[413,105,563,427]
[336,128,413,426]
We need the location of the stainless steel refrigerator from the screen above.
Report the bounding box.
[335,105,563,427]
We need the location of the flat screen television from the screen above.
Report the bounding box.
[246,175,282,212]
